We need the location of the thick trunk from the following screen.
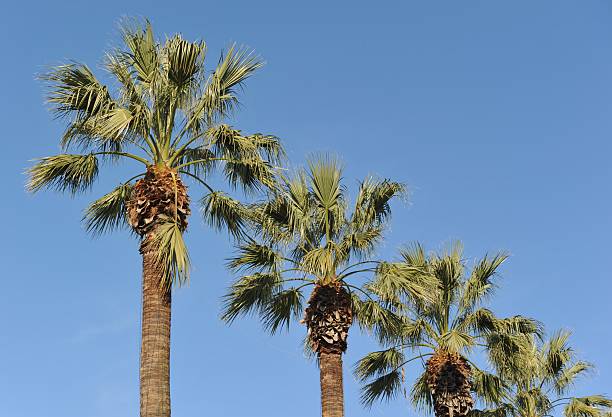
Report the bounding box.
[140,238,172,417]
[319,352,344,417]
[426,350,473,417]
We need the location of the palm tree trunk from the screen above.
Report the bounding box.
[140,237,171,417]
[319,352,344,417]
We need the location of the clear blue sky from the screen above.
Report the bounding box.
[1,1,611,416]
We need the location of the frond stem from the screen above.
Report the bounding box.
[178,170,215,193]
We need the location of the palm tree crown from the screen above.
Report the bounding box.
[356,243,543,417]
[28,20,283,283]
[472,331,612,417]
[222,157,434,417]
[222,157,431,338]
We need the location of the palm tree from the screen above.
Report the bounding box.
[222,158,433,417]
[471,330,612,417]
[27,20,282,417]
[356,242,542,417]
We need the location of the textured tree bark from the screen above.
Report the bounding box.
[319,352,344,417]
[140,237,172,417]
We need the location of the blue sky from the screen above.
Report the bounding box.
[1,1,611,416]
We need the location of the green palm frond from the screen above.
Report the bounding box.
[262,288,304,333]
[399,242,428,266]
[221,272,282,323]
[369,261,437,304]
[458,308,542,338]
[351,294,405,344]
[439,329,475,352]
[308,157,343,208]
[201,191,249,238]
[27,154,99,194]
[165,35,206,88]
[460,253,508,312]
[224,157,276,191]
[104,53,150,127]
[250,133,285,165]
[565,396,612,417]
[487,332,535,380]
[300,245,337,278]
[83,182,134,234]
[411,371,433,411]
[119,19,159,87]
[354,347,405,381]
[201,44,263,120]
[151,217,190,289]
[307,158,345,239]
[227,241,282,272]
[543,330,574,379]
[339,227,383,260]
[495,316,544,338]
[555,361,593,394]
[259,173,312,240]
[95,107,137,142]
[361,369,402,407]
[41,63,115,118]
[433,242,464,307]
[472,368,507,406]
[352,178,405,227]
[175,146,216,176]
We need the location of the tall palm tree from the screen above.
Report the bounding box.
[222,158,433,417]
[27,20,283,417]
[472,330,612,417]
[356,243,542,417]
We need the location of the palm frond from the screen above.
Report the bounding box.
[262,288,304,333]
[227,241,283,272]
[565,396,612,417]
[438,329,475,352]
[104,52,151,137]
[361,369,402,407]
[339,227,383,260]
[83,182,134,234]
[355,347,405,381]
[351,294,405,344]
[308,156,343,212]
[460,253,508,312]
[200,191,248,238]
[119,19,159,87]
[486,332,535,381]
[555,361,594,394]
[151,217,190,289]
[495,316,544,338]
[458,309,542,338]
[411,371,433,412]
[224,157,276,191]
[352,177,405,227]
[202,44,263,120]
[250,133,285,165]
[41,63,115,119]
[221,272,282,323]
[370,261,437,305]
[399,242,428,267]
[27,154,99,194]
[95,107,136,141]
[543,330,574,379]
[164,35,206,88]
[300,245,337,278]
[472,368,507,406]
[175,146,216,176]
